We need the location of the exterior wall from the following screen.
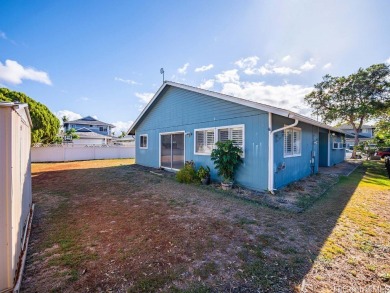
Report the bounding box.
[65,123,111,135]
[135,86,269,191]
[272,115,320,189]
[318,129,329,167]
[31,145,135,162]
[329,132,345,165]
[0,106,32,291]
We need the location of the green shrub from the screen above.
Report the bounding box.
[197,166,210,179]
[211,140,242,182]
[176,161,199,184]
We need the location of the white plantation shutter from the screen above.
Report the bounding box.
[284,128,301,157]
[284,129,292,156]
[218,129,229,142]
[293,130,301,155]
[196,130,205,153]
[206,130,214,152]
[217,126,244,157]
[194,125,245,156]
[231,128,243,148]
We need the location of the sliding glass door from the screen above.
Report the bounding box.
[160,132,184,170]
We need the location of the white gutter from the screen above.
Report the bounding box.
[268,112,299,193]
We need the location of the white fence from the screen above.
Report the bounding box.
[31,145,135,162]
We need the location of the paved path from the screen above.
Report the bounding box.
[319,160,362,176]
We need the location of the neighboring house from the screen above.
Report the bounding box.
[64,116,115,136]
[70,127,112,145]
[113,135,135,146]
[128,82,346,192]
[337,124,375,147]
[0,102,33,291]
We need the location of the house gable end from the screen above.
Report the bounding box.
[134,86,267,133]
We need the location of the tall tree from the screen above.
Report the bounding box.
[0,88,60,144]
[373,110,390,147]
[305,63,390,158]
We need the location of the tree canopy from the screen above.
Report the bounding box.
[305,63,390,155]
[373,110,390,147]
[0,88,60,144]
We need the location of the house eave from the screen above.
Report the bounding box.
[127,81,345,135]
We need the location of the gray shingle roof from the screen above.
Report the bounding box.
[76,128,111,139]
[65,116,115,127]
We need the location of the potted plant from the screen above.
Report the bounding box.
[197,166,210,185]
[211,140,243,190]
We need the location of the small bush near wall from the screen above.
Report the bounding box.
[176,161,199,184]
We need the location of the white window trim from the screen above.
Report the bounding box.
[284,126,302,158]
[139,134,148,149]
[194,127,215,156]
[332,142,344,149]
[158,131,186,171]
[193,124,245,157]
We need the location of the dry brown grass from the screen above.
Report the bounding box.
[21,159,390,292]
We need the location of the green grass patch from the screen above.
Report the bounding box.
[361,160,390,187]
[195,261,218,279]
[40,201,98,282]
[128,272,176,293]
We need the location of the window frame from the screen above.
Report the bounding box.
[139,134,148,149]
[283,127,302,158]
[193,124,245,157]
[194,127,215,156]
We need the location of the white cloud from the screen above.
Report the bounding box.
[55,110,82,124]
[300,59,316,71]
[272,66,301,75]
[114,77,140,85]
[0,31,6,39]
[219,81,314,116]
[282,55,291,62]
[385,57,390,64]
[111,120,134,135]
[323,63,332,69]
[215,69,240,83]
[235,56,259,69]
[80,96,90,101]
[0,59,52,85]
[178,63,190,75]
[135,92,154,103]
[199,79,214,90]
[245,63,301,76]
[195,64,214,72]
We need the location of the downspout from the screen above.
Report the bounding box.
[268,112,299,193]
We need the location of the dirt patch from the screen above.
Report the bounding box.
[132,164,341,212]
[22,159,390,292]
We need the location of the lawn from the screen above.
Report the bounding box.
[21,159,390,292]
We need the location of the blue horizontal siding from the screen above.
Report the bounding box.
[329,132,345,165]
[272,115,320,189]
[135,86,269,191]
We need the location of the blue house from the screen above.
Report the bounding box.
[128,82,345,192]
[64,116,115,136]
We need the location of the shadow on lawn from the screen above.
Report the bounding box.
[24,161,369,292]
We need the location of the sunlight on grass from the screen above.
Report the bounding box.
[310,161,390,283]
[32,158,135,174]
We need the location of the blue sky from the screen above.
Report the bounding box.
[1,0,389,134]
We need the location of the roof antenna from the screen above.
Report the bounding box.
[160,68,165,84]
